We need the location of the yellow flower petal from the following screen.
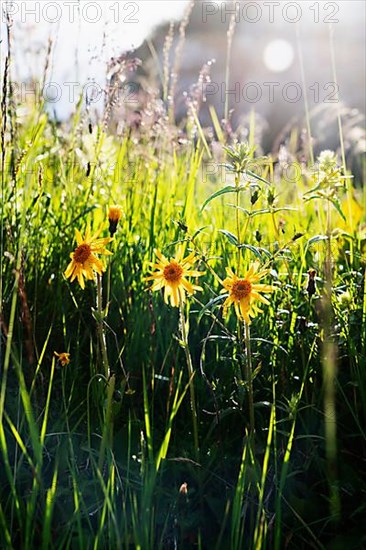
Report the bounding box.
[64,226,113,289]
[147,248,204,307]
[220,262,276,322]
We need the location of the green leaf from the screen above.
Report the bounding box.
[219,229,238,246]
[191,225,210,240]
[307,234,328,246]
[303,184,321,196]
[201,185,237,211]
[227,204,250,216]
[227,205,297,218]
[198,294,226,323]
[246,170,271,186]
[329,197,346,221]
[91,307,106,323]
[252,362,263,380]
[238,243,268,259]
[258,247,272,258]
[220,163,235,171]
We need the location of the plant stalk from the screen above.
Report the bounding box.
[96,274,110,379]
[179,302,199,459]
[244,321,255,434]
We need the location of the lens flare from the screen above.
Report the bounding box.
[263,39,295,72]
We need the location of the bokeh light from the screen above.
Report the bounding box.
[263,39,295,73]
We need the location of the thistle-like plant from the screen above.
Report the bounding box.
[304,150,351,220]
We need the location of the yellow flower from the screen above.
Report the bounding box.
[64,226,113,289]
[54,351,71,366]
[221,263,276,323]
[108,205,122,236]
[146,247,204,307]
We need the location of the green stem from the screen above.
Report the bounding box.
[235,175,241,271]
[96,274,110,379]
[240,214,250,252]
[244,322,255,434]
[224,8,237,123]
[235,172,247,398]
[98,374,115,472]
[106,256,112,315]
[179,302,199,459]
[271,211,279,241]
[323,200,340,521]
[296,24,314,166]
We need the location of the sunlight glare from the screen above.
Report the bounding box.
[263,39,295,72]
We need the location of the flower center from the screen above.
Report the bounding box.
[232,279,252,300]
[74,243,91,264]
[163,261,183,283]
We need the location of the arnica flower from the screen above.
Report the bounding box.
[221,263,276,323]
[108,205,122,237]
[64,227,113,289]
[146,247,204,307]
[54,351,70,366]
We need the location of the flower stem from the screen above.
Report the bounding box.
[96,274,110,379]
[244,321,255,434]
[235,174,241,271]
[179,302,199,459]
[106,256,112,314]
[323,200,340,521]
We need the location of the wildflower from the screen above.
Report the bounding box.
[224,142,263,174]
[221,263,276,323]
[318,150,338,172]
[64,226,113,289]
[305,149,347,202]
[108,205,122,237]
[54,351,70,366]
[146,247,204,307]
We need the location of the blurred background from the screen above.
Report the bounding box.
[1,0,365,166]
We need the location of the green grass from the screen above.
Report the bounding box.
[1,28,366,550]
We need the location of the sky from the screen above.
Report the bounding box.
[1,1,191,116]
[9,1,190,71]
[1,1,365,120]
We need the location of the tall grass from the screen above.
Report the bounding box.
[1,12,365,550]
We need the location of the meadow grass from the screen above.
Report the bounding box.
[1,20,366,550]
